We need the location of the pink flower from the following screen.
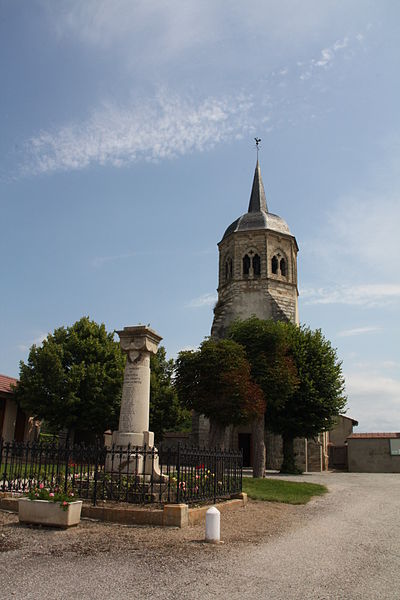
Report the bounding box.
[69,492,74,497]
[49,492,54,497]
[63,501,68,506]
[39,483,44,489]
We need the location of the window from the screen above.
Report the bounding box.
[224,257,233,281]
[280,258,287,277]
[271,255,278,274]
[253,254,261,277]
[390,439,400,456]
[243,254,250,276]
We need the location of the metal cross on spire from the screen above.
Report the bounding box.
[254,137,261,158]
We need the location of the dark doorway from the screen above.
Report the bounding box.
[328,445,348,470]
[14,406,26,442]
[238,433,252,467]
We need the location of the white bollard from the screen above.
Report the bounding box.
[205,506,220,543]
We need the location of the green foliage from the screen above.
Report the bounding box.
[26,483,77,510]
[279,322,347,439]
[150,347,191,442]
[229,317,346,473]
[175,337,265,427]
[15,316,125,440]
[229,317,299,417]
[242,477,327,504]
[229,317,346,439]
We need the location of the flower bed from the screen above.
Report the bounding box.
[18,483,82,528]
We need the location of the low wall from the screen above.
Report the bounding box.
[0,493,247,528]
[348,438,400,473]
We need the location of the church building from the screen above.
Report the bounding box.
[192,158,330,471]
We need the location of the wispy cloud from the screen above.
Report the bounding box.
[345,370,400,431]
[302,170,400,282]
[299,36,349,80]
[186,292,217,308]
[91,252,139,269]
[17,332,47,352]
[337,326,381,337]
[18,17,368,178]
[302,284,400,307]
[22,92,253,176]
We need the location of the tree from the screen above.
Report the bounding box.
[278,323,347,473]
[229,318,299,476]
[150,347,191,443]
[15,317,125,443]
[175,338,265,449]
[230,318,346,474]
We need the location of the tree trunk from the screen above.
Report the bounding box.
[209,420,226,450]
[280,433,301,474]
[251,415,265,478]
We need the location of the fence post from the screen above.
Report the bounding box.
[1,440,8,492]
[93,446,99,506]
[213,450,217,505]
[176,442,181,503]
[64,445,69,494]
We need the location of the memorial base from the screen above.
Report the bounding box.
[105,430,167,482]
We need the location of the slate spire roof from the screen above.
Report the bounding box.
[248,159,268,213]
[221,159,294,241]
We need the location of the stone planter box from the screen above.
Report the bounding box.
[18,498,83,528]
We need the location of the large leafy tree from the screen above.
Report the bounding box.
[175,338,265,449]
[229,318,299,476]
[15,317,125,442]
[150,347,191,443]
[230,318,346,474]
[278,323,347,472]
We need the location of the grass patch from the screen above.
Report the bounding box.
[242,477,327,505]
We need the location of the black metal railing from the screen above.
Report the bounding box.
[0,439,242,506]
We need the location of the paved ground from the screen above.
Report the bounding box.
[1,472,400,600]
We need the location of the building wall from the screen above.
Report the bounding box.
[266,432,327,472]
[329,416,356,446]
[0,395,39,443]
[1,398,18,442]
[348,438,400,473]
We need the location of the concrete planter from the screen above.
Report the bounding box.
[18,498,82,528]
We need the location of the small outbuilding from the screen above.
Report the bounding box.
[347,432,400,473]
[0,374,40,443]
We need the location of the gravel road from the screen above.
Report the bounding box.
[1,472,400,600]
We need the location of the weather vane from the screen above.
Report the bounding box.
[254,137,261,158]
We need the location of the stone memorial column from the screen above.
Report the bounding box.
[107,325,165,479]
[112,325,162,449]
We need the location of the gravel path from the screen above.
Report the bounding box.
[1,473,400,600]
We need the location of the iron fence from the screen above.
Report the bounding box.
[0,439,242,506]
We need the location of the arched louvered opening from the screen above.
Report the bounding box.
[252,254,261,277]
[280,258,287,277]
[243,254,250,276]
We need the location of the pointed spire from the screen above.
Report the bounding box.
[248,160,268,213]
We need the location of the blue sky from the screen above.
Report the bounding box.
[1,1,400,432]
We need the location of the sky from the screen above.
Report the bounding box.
[1,1,400,432]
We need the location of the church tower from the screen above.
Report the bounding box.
[211,160,299,338]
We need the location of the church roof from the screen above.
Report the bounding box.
[221,160,293,241]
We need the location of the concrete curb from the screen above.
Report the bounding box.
[0,492,248,529]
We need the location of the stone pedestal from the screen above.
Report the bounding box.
[106,325,165,480]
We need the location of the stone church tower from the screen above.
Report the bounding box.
[191,160,300,448]
[211,159,299,338]
[191,160,328,471]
